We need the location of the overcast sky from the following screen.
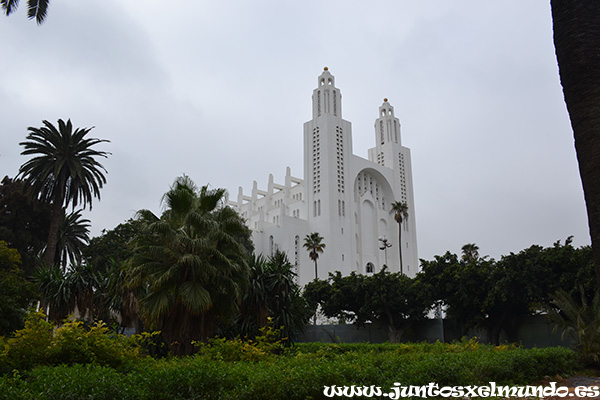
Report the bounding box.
[0,1,590,262]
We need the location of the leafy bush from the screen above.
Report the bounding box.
[0,311,141,374]
[195,323,292,362]
[48,319,139,368]
[0,310,53,373]
[131,330,169,358]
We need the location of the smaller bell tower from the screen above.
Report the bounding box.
[371,98,402,169]
[311,67,342,119]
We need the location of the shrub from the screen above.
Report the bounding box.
[131,331,169,358]
[0,311,141,374]
[48,319,139,368]
[195,323,293,362]
[0,310,53,373]
[0,339,581,399]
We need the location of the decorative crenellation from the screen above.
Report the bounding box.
[229,167,304,228]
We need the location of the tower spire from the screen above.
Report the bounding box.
[375,98,401,147]
[312,67,342,118]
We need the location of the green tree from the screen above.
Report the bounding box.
[263,250,310,341]
[461,243,479,263]
[240,251,310,341]
[55,209,90,269]
[366,269,432,343]
[35,265,71,323]
[82,219,145,332]
[100,258,143,333]
[126,175,252,355]
[302,277,333,321]
[317,271,370,325]
[35,262,100,323]
[18,119,110,270]
[547,287,600,366]
[551,1,600,291]
[1,0,49,24]
[238,254,270,335]
[420,240,594,345]
[303,232,325,280]
[420,251,499,341]
[0,241,37,335]
[390,201,409,274]
[0,176,50,276]
[307,269,432,343]
[83,219,143,275]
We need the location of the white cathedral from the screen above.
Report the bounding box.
[229,68,418,286]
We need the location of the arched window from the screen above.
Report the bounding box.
[366,262,374,274]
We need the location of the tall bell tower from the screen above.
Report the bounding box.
[368,98,418,273]
[303,67,354,278]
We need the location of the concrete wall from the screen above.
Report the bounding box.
[297,315,572,348]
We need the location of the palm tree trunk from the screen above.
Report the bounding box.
[398,223,403,275]
[552,0,600,291]
[44,197,63,268]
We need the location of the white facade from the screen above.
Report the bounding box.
[229,68,418,286]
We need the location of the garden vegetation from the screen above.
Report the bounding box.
[0,314,579,399]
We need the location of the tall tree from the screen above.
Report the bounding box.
[240,251,309,341]
[461,243,480,264]
[420,239,594,345]
[126,176,252,355]
[1,0,49,24]
[306,269,432,342]
[0,241,37,335]
[551,1,600,290]
[18,119,109,270]
[391,201,409,274]
[303,232,325,280]
[83,219,144,331]
[55,209,90,269]
[0,176,50,276]
[35,262,100,323]
[366,269,432,343]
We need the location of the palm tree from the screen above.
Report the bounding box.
[303,232,325,280]
[55,209,91,269]
[461,243,479,264]
[101,258,143,333]
[240,251,309,341]
[391,201,409,274]
[551,1,600,291]
[35,265,72,323]
[126,175,252,355]
[239,254,270,335]
[263,250,309,341]
[1,0,49,24]
[18,119,109,269]
[36,262,100,323]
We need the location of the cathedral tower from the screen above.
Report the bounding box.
[303,67,354,278]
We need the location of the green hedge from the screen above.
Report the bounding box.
[0,343,578,400]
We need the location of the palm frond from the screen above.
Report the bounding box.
[1,0,19,15]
